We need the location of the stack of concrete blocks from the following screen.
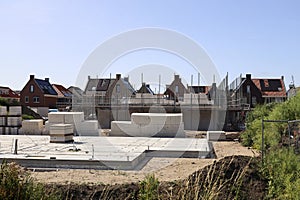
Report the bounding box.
[111,113,185,137]
[49,124,74,143]
[8,106,22,134]
[21,120,44,135]
[206,131,226,141]
[0,106,22,135]
[0,106,6,134]
[45,112,99,136]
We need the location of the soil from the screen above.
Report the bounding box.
[31,138,266,199]
[44,155,266,200]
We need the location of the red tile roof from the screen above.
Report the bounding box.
[52,84,72,98]
[252,78,286,97]
[0,86,20,99]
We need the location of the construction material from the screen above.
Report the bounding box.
[207,131,226,141]
[21,120,44,135]
[46,112,99,136]
[111,113,185,137]
[49,124,74,143]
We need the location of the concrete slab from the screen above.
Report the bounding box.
[0,135,213,170]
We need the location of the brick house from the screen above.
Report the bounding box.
[20,75,58,109]
[0,86,20,103]
[164,75,189,101]
[230,74,286,108]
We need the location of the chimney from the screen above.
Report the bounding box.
[142,82,146,86]
[246,74,251,80]
[88,75,91,80]
[281,75,284,81]
[45,78,49,82]
[174,75,180,80]
[124,76,129,82]
[30,75,35,80]
[146,84,150,88]
[116,74,121,80]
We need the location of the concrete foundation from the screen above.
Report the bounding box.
[0,135,213,170]
[111,113,185,137]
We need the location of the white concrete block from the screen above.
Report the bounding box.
[22,120,44,135]
[0,106,7,115]
[111,113,185,137]
[50,124,73,135]
[48,113,65,123]
[63,112,84,124]
[50,124,74,143]
[0,117,4,126]
[7,117,22,126]
[77,120,99,136]
[207,131,226,141]
[8,106,22,115]
[131,113,182,126]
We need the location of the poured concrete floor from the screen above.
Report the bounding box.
[0,135,213,170]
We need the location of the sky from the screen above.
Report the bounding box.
[1,0,300,91]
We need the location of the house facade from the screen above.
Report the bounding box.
[20,75,58,109]
[164,75,189,101]
[229,74,286,108]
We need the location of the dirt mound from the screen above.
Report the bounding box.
[177,155,267,199]
[47,156,267,199]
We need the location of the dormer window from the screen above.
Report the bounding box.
[264,80,269,87]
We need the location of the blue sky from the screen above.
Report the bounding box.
[1,0,300,90]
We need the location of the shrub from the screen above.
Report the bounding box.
[0,161,60,200]
[261,148,300,199]
[139,174,159,200]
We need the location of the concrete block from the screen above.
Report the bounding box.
[77,120,99,136]
[207,131,226,141]
[50,124,74,143]
[0,117,4,126]
[7,117,22,126]
[111,113,185,137]
[8,106,22,115]
[21,119,44,135]
[131,113,182,126]
[64,112,84,124]
[0,106,7,115]
[48,113,65,123]
[50,124,73,135]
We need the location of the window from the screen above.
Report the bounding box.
[264,80,269,87]
[175,85,179,93]
[30,85,34,93]
[25,96,29,103]
[33,96,40,103]
[252,97,257,105]
[116,84,120,93]
[246,85,250,94]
